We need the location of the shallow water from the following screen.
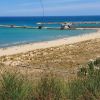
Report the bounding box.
[0,27,96,48]
[0,16,99,47]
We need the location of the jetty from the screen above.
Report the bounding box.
[37,22,100,29]
[37,22,100,25]
[0,22,100,30]
[0,25,38,29]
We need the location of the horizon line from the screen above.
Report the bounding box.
[0,15,100,17]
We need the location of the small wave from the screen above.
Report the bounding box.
[0,41,32,48]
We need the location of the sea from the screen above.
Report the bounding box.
[0,16,100,48]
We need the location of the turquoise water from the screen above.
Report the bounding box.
[0,27,96,48]
[0,16,99,48]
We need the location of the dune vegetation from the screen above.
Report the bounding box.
[0,58,100,100]
[0,39,100,100]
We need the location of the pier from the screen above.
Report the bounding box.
[37,22,100,25]
[0,24,42,29]
[37,22,100,29]
[0,21,100,30]
[0,24,38,29]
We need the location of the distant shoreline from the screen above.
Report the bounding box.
[0,29,100,57]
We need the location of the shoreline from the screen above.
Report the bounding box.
[0,29,100,57]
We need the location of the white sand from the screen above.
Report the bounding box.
[0,30,100,57]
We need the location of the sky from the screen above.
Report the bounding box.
[0,0,100,16]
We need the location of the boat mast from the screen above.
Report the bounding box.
[40,0,45,20]
[38,0,45,29]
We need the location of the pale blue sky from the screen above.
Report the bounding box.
[0,0,100,16]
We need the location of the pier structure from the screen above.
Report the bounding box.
[60,23,72,29]
[37,21,100,29]
[0,25,38,29]
[0,22,100,30]
[37,22,100,25]
[37,22,73,29]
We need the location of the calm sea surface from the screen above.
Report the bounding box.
[0,16,100,48]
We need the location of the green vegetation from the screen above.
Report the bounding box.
[0,58,100,100]
[72,58,100,100]
[34,73,65,100]
[0,72,32,100]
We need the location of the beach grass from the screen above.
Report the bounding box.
[0,58,100,100]
[70,58,100,100]
[0,71,32,100]
[34,72,66,100]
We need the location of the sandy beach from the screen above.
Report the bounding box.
[0,29,100,57]
[0,29,100,79]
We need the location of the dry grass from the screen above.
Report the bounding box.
[0,38,100,79]
[0,58,100,100]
